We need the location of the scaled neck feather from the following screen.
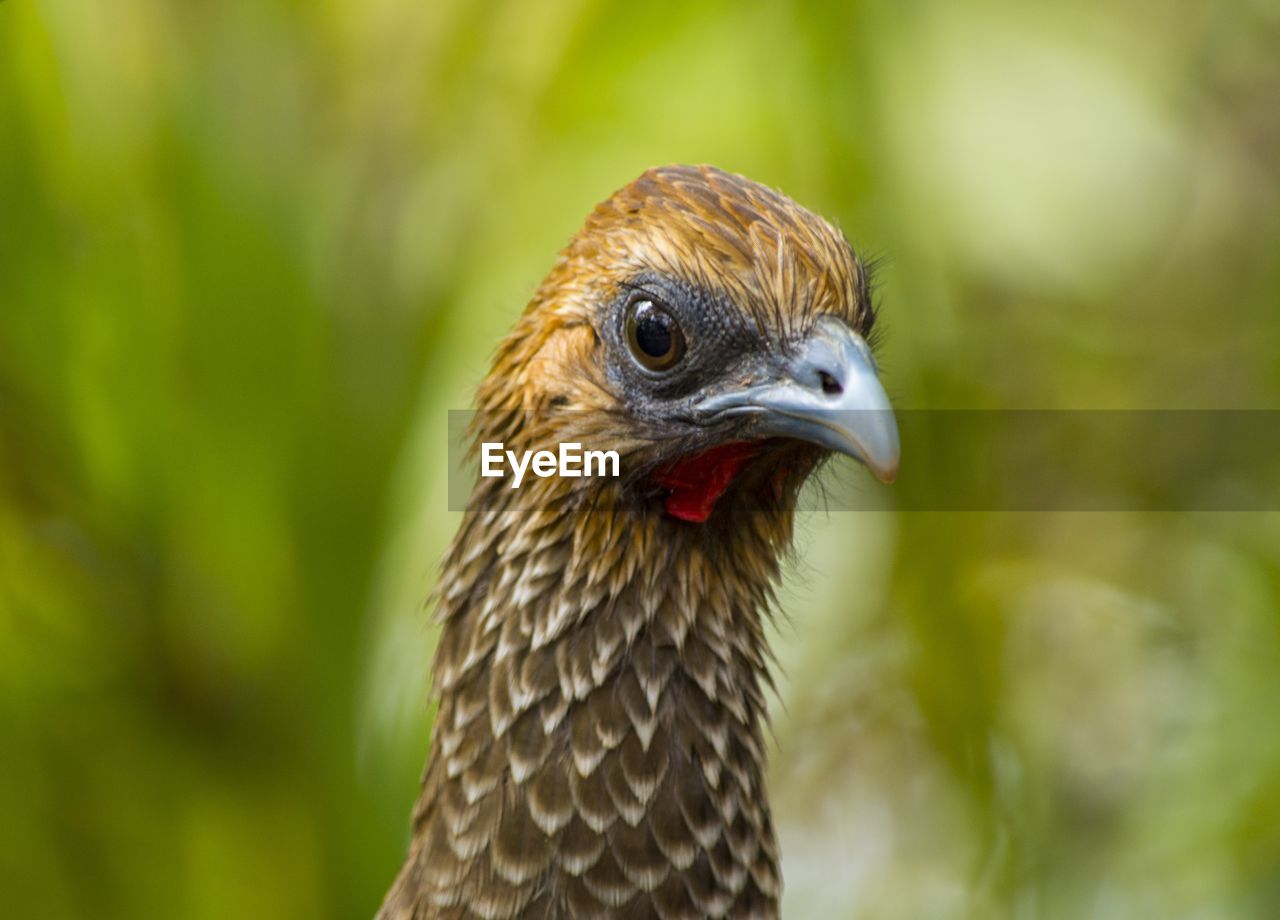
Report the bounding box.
[379,470,794,919]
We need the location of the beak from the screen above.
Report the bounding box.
[694,316,900,483]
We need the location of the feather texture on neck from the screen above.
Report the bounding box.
[377,474,792,919]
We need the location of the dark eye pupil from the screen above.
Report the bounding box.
[635,310,672,357]
[626,297,685,371]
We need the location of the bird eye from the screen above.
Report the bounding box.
[625,299,686,371]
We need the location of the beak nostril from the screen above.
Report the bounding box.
[818,371,843,396]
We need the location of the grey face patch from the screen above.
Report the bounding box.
[601,272,770,409]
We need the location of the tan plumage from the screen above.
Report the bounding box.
[378,165,887,919]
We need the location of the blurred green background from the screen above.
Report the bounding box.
[3,0,1280,917]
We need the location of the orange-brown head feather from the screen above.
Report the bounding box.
[471,164,882,520]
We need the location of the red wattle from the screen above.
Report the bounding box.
[653,442,762,523]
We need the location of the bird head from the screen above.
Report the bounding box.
[472,164,898,523]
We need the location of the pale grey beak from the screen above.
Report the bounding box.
[695,316,900,483]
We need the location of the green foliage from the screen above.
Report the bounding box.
[2,1,1278,917]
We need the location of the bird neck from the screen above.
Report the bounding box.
[390,482,789,916]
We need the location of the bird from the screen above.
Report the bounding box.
[377,164,899,919]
